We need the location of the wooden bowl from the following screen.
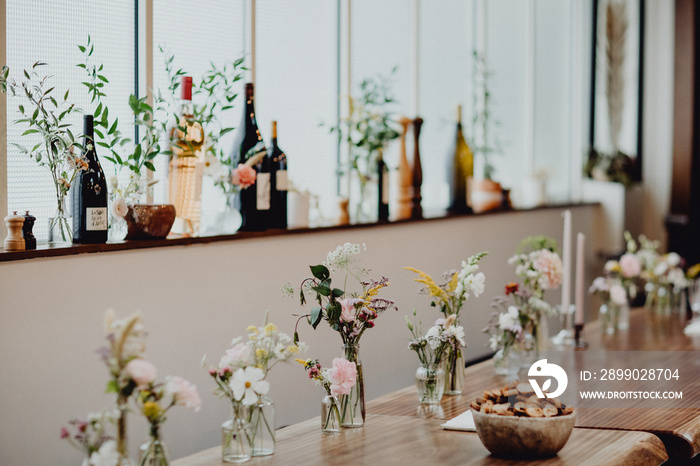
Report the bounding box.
[471,409,575,458]
[124,204,176,240]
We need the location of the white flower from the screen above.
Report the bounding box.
[425,325,442,349]
[589,276,609,293]
[203,152,224,177]
[444,324,466,347]
[654,262,668,277]
[498,307,519,329]
[88,440,119,466]
[666,252,681,267]
[229,367,269,404]
[108,175,119,190]
[667,268,689,289]
[323,242,363,272]
[111,196,128,218]
[609,284,628,306]
[463,272,486,298]
[489,334,500,351]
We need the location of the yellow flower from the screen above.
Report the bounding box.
[287,345,299,354]
[142,401,161,420]
[247,325,258,334]
[264,323,277,335]
[256,348,268,359]
[688,263,700,279]
[364,282,387,299]
[295,358,307,365]
[403,267,448,300]
[446,272,459,293]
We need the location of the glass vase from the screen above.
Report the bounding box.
[116,400,135,466]
[519,329,537,369]
[201,192,242,236]
[321,395,341,434]
[138,437,169,466]
[247,395,274,456]
[415,363,445,404]
[599,304,617,334]
[493,346,520,376]
[444,346,464,395]
[222,402,251,463]
[48,198,72,246]
[340,343,365,427]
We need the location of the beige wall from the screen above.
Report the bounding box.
[0,205,596,464]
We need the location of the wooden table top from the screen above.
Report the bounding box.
[172,414,668,466]
[369,308,700,459]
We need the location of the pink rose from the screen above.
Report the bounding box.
[165,376,202,412]
[533,249,563,290]
[619,253,642,278]
[124,359,157,387]
[327,358,357,396]
[339,298,364,323]
[231,164,256,188]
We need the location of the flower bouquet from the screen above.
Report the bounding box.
[133,366,201,466]
[406,312,465,403]
[507,237,562,355]
[60,410,119,466]
[589,276,628,334]
[288,242,397,427]
[206,317,305,461]
[297,358,357,433]
[404,252,487,395]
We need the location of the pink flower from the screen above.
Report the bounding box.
[165,376,202,412]
[339,298,364,323]
[327,357,357,396]
[60,427,70,439]
[619,253,642,278]
[219,343,252,369]
[533,249,563,290]
[124,359,157,387]
[610,284,628,306]
[231,164,256,188]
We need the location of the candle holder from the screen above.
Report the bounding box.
[551,304,576,347]
[574,323,589,349]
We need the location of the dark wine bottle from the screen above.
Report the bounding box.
[268,121,288,229]
[229,83,269,231]
[72,114,108,244]
[447,105,473,214]
[377,148,389,222]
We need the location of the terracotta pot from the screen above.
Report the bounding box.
[124,205,176,240]
[471,179,503,213]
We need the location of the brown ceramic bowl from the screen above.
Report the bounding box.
[124,204,176,240]
[471,408,575,458]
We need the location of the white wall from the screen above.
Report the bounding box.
[0,205,596,464]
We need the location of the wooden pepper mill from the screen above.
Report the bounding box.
[411,117,424,220]
[396,117,413,220]
[4,211,26,251]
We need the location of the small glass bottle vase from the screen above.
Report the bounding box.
[222,403,251,463]
[415,363,445,404]
[493,346,521,376]
[321,395,341,434]
[340,343,365,427]
[48,198,72,246]
[444,347,464,395]
[138,436,169,466]
[248,395,275,456]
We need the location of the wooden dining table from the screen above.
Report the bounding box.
[174,308,698,465]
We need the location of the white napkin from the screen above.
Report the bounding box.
[441,410,476,432]
[684,320,700,336]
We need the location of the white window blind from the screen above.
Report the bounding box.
[6,0,136,242]
[256,0,338,223]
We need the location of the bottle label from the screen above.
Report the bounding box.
[86,207,108,231]
[257,173,271,210]
[382,170,389,205]
[276,170,288,191]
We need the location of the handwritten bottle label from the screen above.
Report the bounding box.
[257,173,271,210]
[86,207,108,231]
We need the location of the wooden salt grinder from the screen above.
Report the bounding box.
[396,117,413,220]
[4,211,25,251]
[411,117,424,220]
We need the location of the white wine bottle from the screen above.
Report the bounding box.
[447,105,473,214]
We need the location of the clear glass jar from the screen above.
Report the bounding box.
[222,403,251,463]
[248,395,275,456]
[444,347,464,395]
[138,438,169,466]
[321,395,341,434]
[493,346,520,376]
[340,343,365,427]
[415,363,445,404]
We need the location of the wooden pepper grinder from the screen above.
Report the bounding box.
[396,117,413,220]
[4,211,26,251]
[22,211,37,250]
[411,117,424,220]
